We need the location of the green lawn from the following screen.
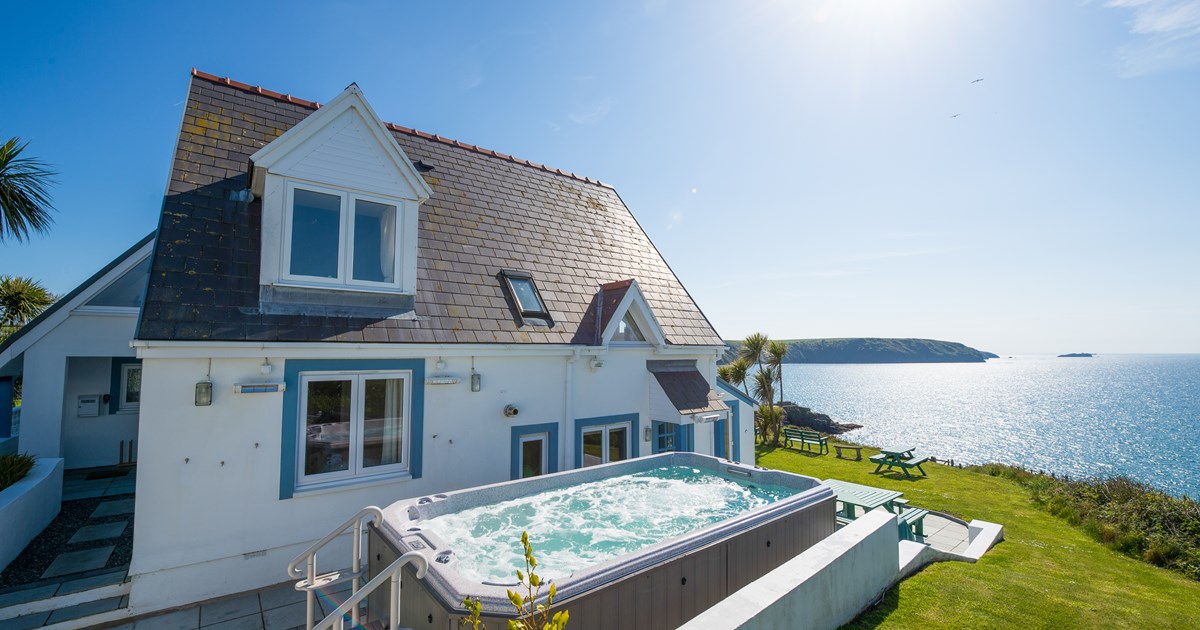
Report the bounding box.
[755,443,1200,628]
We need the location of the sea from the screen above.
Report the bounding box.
[777,354,1200,498]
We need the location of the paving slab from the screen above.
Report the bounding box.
[56,569,127,595]
[202,613,264,630]
[41,546,114,579]
[0,611,50,630]
[0,584,58,608]
[46,595,124,623]
[63,485,111,501]
[69,521,129,544]
[262,602,305,630]
[257,583,305,611]
[132,607,200,630]
[92,498,136,518]
[199,593,260,627]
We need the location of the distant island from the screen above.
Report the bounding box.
[1058,352,1094,358]
[724,337,998,364]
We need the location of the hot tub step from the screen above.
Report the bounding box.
[295,568,366,592]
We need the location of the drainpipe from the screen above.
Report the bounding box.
[564,349,579,471]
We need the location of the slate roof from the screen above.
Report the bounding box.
[136,70,724,346]
[647,361,729,415]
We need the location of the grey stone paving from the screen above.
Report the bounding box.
[68,521,128,544]
[40,547,114,579]
[104,581,343,630]
[918,514,971,554]
[91,498,136,518]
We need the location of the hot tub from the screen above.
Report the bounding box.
[369,452,835,629]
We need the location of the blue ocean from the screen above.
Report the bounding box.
[777,354,1200,498]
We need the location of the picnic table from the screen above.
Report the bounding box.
[870,446,929,478]
[820,479,905,521]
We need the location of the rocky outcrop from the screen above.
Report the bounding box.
[781,403,861,435]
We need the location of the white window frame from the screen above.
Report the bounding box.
[518,432,550,478]
[118,364,141,413]
[296,370,412,488]
[581,421,631,467]
[280,179,404,291]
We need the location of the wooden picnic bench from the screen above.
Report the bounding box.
[870,446,929,478]
[897,507,930,541]
[834,444,863,460]
[783,426,828,454]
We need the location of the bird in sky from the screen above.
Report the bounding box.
[971,78,985,84]
[951,114,961,118]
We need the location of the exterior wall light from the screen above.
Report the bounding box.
[260,358,273,375]
[195,380,213,406]
[470,370,481,392]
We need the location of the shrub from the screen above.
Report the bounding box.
[0,452,36,492]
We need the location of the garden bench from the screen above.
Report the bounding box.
[783,426,828,454]
[897,507,930,541]
[834,444,863,460]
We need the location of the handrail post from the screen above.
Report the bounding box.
[351,517,362,628]
[389,571,400,630]
[306,554,316,630]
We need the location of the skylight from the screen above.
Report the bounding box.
[500,270,551,323]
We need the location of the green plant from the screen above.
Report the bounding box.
[460,531,569,630]
[0,452,36,492]
[0,275,54,341]
[0,137,56,242]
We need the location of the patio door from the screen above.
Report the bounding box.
[581,422,629,467]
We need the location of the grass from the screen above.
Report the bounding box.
[0,452,36,492]
[755,442,1200,629]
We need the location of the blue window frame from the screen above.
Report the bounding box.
[511,423,560,480]
[280,359,424,499]
[109,357,142,414]
[652,421,675,454]
[675,423,695,453]
[575,413,637,468]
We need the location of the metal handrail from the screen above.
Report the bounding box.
[313,551,429,630]
[288,506,385,630]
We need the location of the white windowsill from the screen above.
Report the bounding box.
[292,470,413,498]
[271,279,415,296]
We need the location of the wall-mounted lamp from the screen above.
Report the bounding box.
[469,356,481,392]
[195,381,213,406]
[435,357,446,371]
[643,427,652,442]
[260,358,273,375]
[589,357,605,370]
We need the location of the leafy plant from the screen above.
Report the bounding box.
[460,531,569,630]
[0,452,36,492]
[0,137,56,242]
[0,275,54,340]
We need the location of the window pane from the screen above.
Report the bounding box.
[290,189,341,278]
[304,379,352,475]
[124,367,141,405]
[521,438,544,478]
[352,199,397,283]
[362,377,404,468]
[615,313,646,342]
[608,427,627,463]
[582,430,603,467]
[509,277,544,314]
[88,257,151,308]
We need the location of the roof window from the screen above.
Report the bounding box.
[500,270,552,325]
[613,312,646,342]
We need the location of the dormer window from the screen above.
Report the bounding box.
[283,182,401,288]
[501,270,552,325]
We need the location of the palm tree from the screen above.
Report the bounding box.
[766,340,789,408]
[0,137,57,242]
[752,366,781,445]
[0,276,54,340]
[716,357,750,396]
[739,332,768,374]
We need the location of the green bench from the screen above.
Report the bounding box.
[870,453,929,477]
[783,426,828,454]
[898,507,929,541]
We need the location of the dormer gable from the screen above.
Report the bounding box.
[598,279,667,348]
[252,84,430,298]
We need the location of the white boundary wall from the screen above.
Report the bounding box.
[0,457,63,572]
[681,509,900,630]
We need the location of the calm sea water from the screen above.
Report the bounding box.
[777,354,1200,498]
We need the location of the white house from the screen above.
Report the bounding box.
[0,233,153,469]
[107,70,754,614]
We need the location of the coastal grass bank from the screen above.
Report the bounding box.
[756,445,1200,627]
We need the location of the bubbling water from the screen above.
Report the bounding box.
[421,466,799,583]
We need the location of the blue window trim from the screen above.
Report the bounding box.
[109,357,142,414]
[713,419,727,459]
[280,358,425,500]
[716,380,745,463]
[574,413,638,468]
[651,420,675,454]
[510,423,560,480]
[674,423,695,453]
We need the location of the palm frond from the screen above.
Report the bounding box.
[0,137,57,242]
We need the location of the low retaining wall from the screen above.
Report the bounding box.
[0,436,16,456]
[680,509,900,630]
[0,457,63,572]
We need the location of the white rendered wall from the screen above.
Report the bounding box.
[128,347,719,613]
[18,313,138,463]
[0,458,63,572]
[62,357,139,469]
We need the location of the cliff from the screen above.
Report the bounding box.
[723,337,997,364]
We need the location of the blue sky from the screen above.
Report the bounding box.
[1,1,1197,354]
